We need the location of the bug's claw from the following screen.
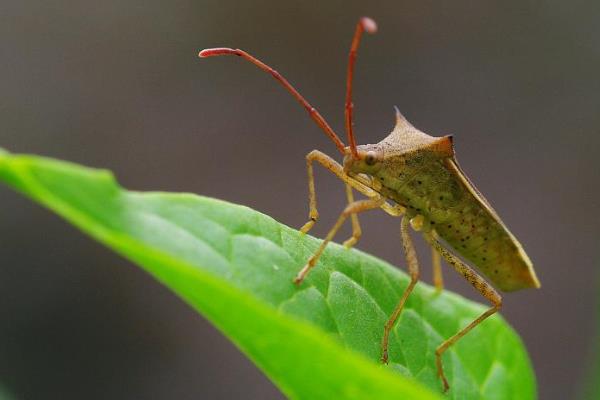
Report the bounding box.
[293,260,314,285]
[300,217,317,234]
[343,237,358,249]
[436,354,450,392]
[381,350,389,364]
[293,269,306,285]
[441,377,450,393]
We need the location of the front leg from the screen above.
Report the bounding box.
[299,150,320,233]
[295,150,404,285]
[294,195,384,285]
[300,150,380,234]
[342,183,363,248]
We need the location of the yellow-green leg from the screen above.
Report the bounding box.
[299,149,403,218]
[381,215,420,363]
[294,195,384,285]
[424,232,502,392]
[299,150,390,247]
[430,231,444,291]
[299,150,320,233]
[295,149,405,284]
[342,184,362,248]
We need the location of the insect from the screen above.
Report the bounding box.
[199,16,540,392]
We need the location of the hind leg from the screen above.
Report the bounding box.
[424,232,502,392]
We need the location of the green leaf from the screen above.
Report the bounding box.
[0,149,536,399]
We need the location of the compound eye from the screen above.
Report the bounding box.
[364,151,378,166]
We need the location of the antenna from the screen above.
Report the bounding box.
[199,48,346,154]
[345,17,377,159]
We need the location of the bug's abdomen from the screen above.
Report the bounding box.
[433,199,537,291]
[377,157,540,292]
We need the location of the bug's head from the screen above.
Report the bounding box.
[343,144,384,176]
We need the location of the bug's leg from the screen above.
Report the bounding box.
[299,151,320,234]
[298,148,389,230]
[294,195,384,285]
[342,184,363,248]
[424,232,502,392]
[431,247,444,291]
[299,150,381,198]
[431,231,444,291]
[381,215,420,364]
[300,150,377,234]
[380,202,406,217]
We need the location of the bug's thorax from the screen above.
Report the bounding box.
[342,110,456,231]
[343,109,454,195]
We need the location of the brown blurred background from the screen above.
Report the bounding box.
[1,1,599,399]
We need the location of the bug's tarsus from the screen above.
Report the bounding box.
[345,17,377,159]
[198,48,346,154]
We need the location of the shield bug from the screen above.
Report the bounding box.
[199,16,540,392]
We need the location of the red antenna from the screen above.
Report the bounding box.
[345,17,377,159]
[198,16,378,157]
[198,48,346,154]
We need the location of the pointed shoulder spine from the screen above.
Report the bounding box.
[393,106,414,131]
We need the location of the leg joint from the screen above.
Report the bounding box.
[494,297,503,310]
[410,270,420,281]
[341,207,353,217]
[305,149,322,161]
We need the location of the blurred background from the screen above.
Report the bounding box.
[1,1,599,399]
